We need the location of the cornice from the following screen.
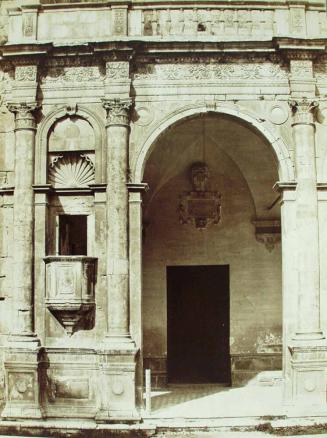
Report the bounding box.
[1,38,327,61]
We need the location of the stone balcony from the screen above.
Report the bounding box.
[4,0,327,46]
[44,256,97,336]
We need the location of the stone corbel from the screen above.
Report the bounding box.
[253,219,281,252]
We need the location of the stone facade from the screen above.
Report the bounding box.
[0,0,327,426]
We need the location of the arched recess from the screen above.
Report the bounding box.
[132,103,295,184]
[35,105,106,185]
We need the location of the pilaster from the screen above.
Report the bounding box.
[127,182,148,408]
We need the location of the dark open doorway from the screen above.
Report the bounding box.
[167,265,230,384]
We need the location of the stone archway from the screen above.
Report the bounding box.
[132,103,295,184]
[134,107,294,390]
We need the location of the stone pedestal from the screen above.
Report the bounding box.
[96,349,139,422]
[287,99,327,408]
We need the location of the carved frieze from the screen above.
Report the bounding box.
[179,162,221,230]
[41,65,102,85]
[134,62,287,81]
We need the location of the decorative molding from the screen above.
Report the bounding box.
[102,98,133,127]
[179,162,221,230]
[48,153,95,188]
[7,102,38,130]
[289,98,318,125]
[134,62,287,81]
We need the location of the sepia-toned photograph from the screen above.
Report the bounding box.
[0,0,327,436]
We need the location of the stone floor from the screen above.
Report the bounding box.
[143,371,284,419]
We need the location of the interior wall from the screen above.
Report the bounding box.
[142,115,282,386]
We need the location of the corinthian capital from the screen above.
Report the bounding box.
[102,98,133,127]
[7,102,38,130]
[289,98,318,125]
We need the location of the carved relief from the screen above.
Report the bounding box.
[106,61,129,80]
[290,60,312,78]
[112,8,127,36]
[48,153,95,188]
[22,14,34,37]
[42,66,102,84]
[15,65,37,82]
[179,162,221,230]
[134,62,287,81]
[8,372,35,401]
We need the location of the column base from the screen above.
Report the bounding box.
[2,338,44,420]
[96,346,139,422]
[285,343,327,409]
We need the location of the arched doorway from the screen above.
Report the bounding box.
[140,111,285,387]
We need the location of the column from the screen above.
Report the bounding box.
[2,102,43,420]
[290,98,324,340]
[286,98,327,410]
[103,98,133,346]
[7,102,39,342]
[275,182,297,403]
